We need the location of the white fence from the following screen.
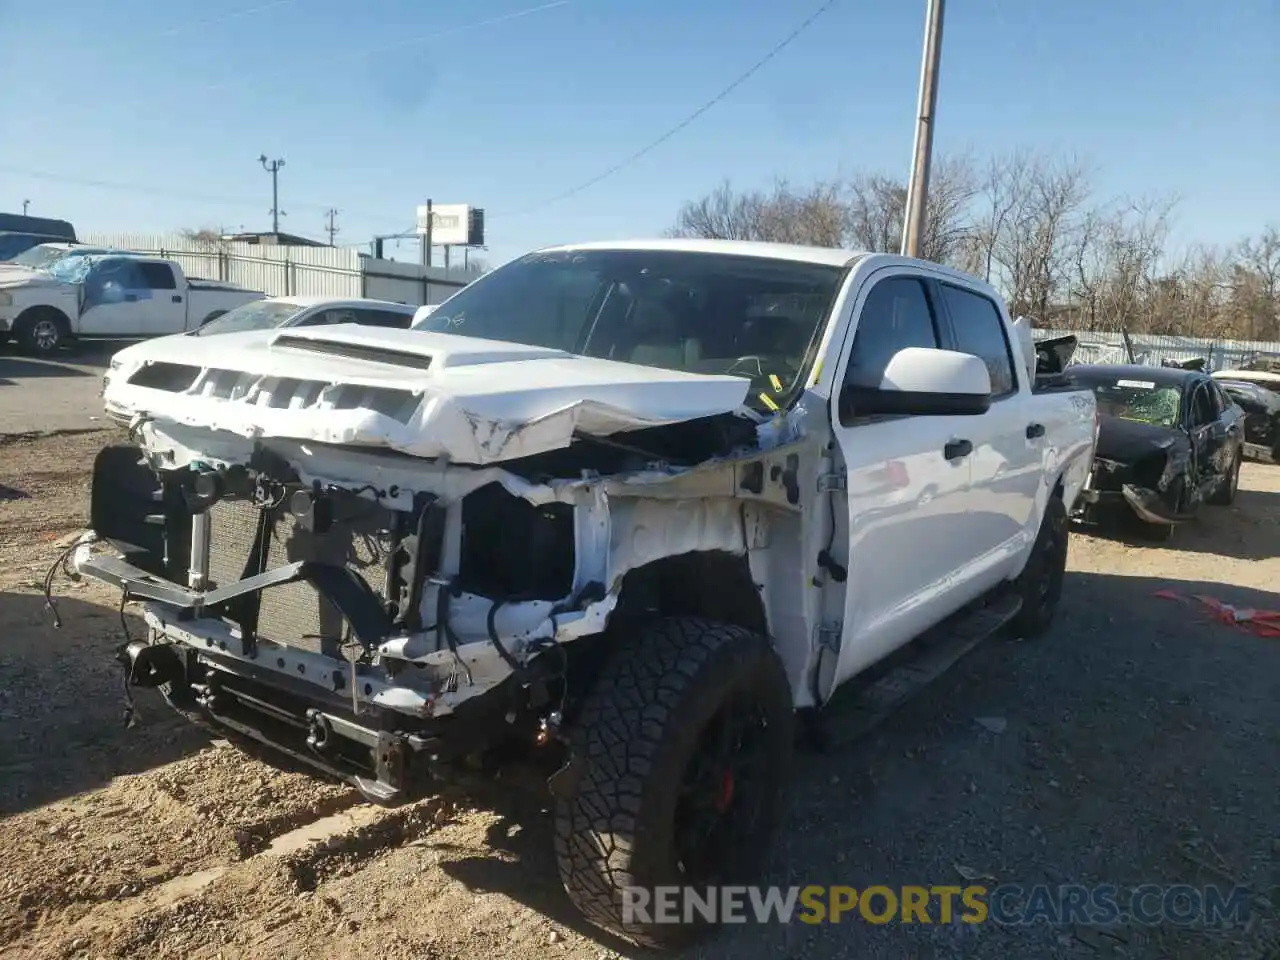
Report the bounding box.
[82,232,476,306]
[1037,328,1280,372]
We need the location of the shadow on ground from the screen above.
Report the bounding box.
[1077,483,1280,562]
[430,571,1280,959]
[0,356,93,382]
[0,339,138,376]
[0,591,208,816]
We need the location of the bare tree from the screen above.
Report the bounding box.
[845,156,976,264]
[669,179,849,247]
[669,180,771,242]
[668,158,1276,345]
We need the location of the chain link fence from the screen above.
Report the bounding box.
[1036,329,1280,373]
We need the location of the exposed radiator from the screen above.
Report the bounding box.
[205,497,393,657]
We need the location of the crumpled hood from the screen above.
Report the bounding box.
[1094,415,1183,463]
[0,269,66,290]
[104,324,755,464]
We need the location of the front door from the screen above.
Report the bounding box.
[829,271,977,686]
[1187,381,1227,499]
[78,258,180,336]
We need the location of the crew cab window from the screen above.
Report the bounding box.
[137,262,176,289]
[840,277,940,413]
[939,284,1017,397]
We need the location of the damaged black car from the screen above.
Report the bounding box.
[1214,377,1280,464]
[1066,364,1246,540]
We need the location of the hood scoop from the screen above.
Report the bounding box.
[272,333,434,371]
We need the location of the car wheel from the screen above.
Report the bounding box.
[16,310,67,355]
[1207,447,1241,506]
[1009,496,1069,638]
[554,617,794,948]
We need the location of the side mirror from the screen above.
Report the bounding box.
[840,347,993,419]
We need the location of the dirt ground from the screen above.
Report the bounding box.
[1,430,1278,960]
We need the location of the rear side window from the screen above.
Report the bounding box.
[940,284,1017,397]
[842,277,940,393]
[137,262,176,289]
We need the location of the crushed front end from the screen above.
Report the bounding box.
[75,435,597,803]
[1076,442,1195,527]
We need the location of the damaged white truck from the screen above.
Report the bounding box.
[70,239,1096,946]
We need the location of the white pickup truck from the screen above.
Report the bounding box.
[0,253,263,353]
[73,239,1096,947]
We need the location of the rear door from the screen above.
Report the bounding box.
[933,280,1042,591]
[829,270,977,684]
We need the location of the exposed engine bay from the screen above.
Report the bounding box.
[70,403,816,802]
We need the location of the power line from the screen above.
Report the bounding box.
[159,0,297,37]
[0,163,400,229]
[325,208,341,244]
[498,0,842,219]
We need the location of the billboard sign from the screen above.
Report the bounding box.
[416,203,484,246]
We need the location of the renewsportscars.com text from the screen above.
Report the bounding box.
[621,884,1254,927]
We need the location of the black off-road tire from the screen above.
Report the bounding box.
[1207,447,1241,506]
[554,617,794,949]
[1009,496,1069,638]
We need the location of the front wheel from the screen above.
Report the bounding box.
[16,310,67,355]
[1009,496,1069,638]
[554,618,794,948]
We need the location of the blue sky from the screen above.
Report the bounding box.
[0,0,1275,268]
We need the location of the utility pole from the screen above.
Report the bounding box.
[324,208,340,245]
[258,154,286,234]
[900,0,945,259]
[22,199,30,215]
[420,199,433,268]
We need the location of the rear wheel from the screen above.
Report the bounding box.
[1009,496,1069,638]
[554,617,793,948]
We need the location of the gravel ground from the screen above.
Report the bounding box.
[1,431,1277,960]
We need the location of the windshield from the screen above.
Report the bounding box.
[415,249,846,412]
[1072,376,1182,427]
[45,256,94,284]
[193,299,303,336]
[8,245,71,270]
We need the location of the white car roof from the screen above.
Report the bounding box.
[268,295,416,312]
[537,237,867,268]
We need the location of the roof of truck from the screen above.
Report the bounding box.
[537,237,869,268]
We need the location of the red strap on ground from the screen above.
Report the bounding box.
[1155,589,1280,638]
